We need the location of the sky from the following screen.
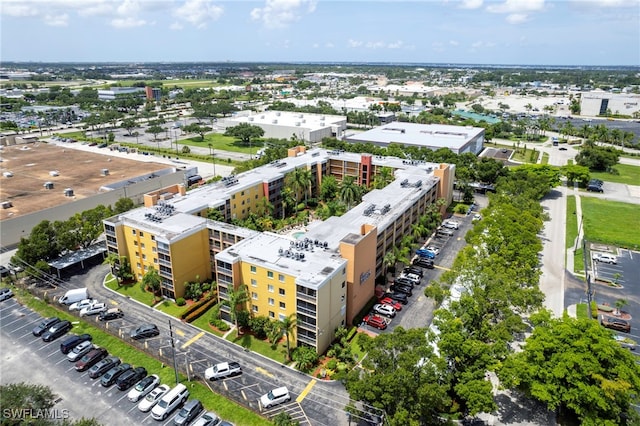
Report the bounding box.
[1,0,639,66]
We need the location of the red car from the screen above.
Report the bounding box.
[379,297,402,311]
[363,314,387,330]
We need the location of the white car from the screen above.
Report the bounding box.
[69,299,94,312]
[192,412,221,426]
[426,246,440,256]
[472,214,482,221]
[66,341,94,362]
[593,253,617,264]
[373,304,397,318]
[443,220,459,230]
[260,386,290,409]
[127,374,160,402]
[138,384,170,412]
[79,302,107,317]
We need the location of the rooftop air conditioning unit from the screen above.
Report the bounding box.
[276,112,281,116]
[3,172,13,178]
[49,170,59,177]
[248,117,254,121]
[64,188,74,197]
[295,122,301,126]
[101,169,109,176]
[44,182,54,190]
[272,119,278,124]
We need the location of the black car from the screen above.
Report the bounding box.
[60,334,93,354]
[99,308,124,321]
[88,356,121,379]
[75,347,109,371]
[589,179,604,186]
[412,258,434,269]
[587,184,604,193]
[130,324,159,340]
[101,363,132,387]
[116,367,147,391]
[0,265,10,278]
[388,292,409,305]
[42,320,72,342]
[394,277,415,288]
[33,317,61,337]
[390,284,413,296]
[403,267,423,278]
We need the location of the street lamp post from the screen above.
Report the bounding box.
[173,129,179,155]
[208,143,216,176]
[168,320,179,385]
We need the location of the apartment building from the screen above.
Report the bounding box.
[104,146,454,353]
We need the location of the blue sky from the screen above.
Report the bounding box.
[1,0,639,66]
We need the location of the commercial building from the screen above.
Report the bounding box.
[223,111,347,143]
[103,147,454,353]
[97,87,146,101]
[346,122,485,155]
[580,90,640,117]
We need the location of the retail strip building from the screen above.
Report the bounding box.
[104,147,454,353]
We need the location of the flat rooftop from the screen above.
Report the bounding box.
[228,110,345,131]
[346,122,484,150]
[0,143,169,221]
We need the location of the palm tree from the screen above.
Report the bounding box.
[103,252,120,274]
[280,313,298,361]
[383,251,396,278]
[339,176,360,210]
[227,285,249,337]
[287,168,313,205]
[372,166,394,189]
[614,298,628,316]
[141,267,162,300]
[255,196,274,218]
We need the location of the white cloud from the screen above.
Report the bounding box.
[116,0,141,16]
[44,13,69,27]
[580,0,639,6]
[348,39,363,48]
[348,39,412,50]
[170,21,183,30]
[251,0,317,29]
[174,0,224,29]
[506,13,529,23]
[449,40,459,46]
[1,2,39,17]
[487,0,545,14]
[111,17,146,28]
[459,0,483,9]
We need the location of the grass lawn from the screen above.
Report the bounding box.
[541,152,549,165]
[12,287,270,426]
[105,279,156,306]
[581,197,640,249]
[190,308,225,337]
[155,299,187,317]
[566,196,578,249]
[575,303,588,319]
[179,133,264,155]
[590,163,640,186]
[511,147,540,163]
[226,332,289,364]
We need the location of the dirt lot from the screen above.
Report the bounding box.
[0,142,168,220]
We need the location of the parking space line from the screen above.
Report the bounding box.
[255,367,274,378]
[295,379,316,403]
[434,265,451,271]
[180,331,204,349]
[175,329,185,337]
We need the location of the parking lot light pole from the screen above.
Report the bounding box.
[583,238,594,320]
[168,320,179,385]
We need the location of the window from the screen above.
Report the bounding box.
[268,285,274,293]
[142,254,146,260]
[135,251,139,257]
[342,267,346,275]
[269,311,275,318]
[151,235,155,241]
[154,258,158,264]
[132,230,136,235]
[136,262,141,268]
[139,232,144,237]
[279,288,285,296]
[252,292,258,300]
[279,313,286,321]
[251,279,257,287]
[134,241,138,246]
[268,298,274,306]
[152,247,157,253]
[279,301,286,309]
[252,305,258,312]
[250,266,256,273]
[267,271,274,279]
[279,274,285,282]
[342,281,346,288]
[141,243,145,249]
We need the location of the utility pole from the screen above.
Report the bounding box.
[583,238,594,320]
[168,320,179,385]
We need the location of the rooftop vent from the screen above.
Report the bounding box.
[64,188,74,197]
[44,182,54,190]
[3,172,13,178]
[101,169,110,176]
[400,179,409,187]
[1,201,13,209]
[49,170,59,177]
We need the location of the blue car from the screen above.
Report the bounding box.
[416,249,436,259]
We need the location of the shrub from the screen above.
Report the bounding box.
[184,296,218,323]
[211,319,230,331]
[176,297,186,306]
[249,316,271,340]
[326,359,338,370]
[180,293,214,319]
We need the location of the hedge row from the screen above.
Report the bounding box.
[184,296,219,323]
[180,292,215,320]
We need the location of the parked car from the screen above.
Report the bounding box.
[79,302,107,317]
[130,323,159,340]
[60,333,92,354]
[66,341,94,362]
[416,248,436,259]
[138,384,171,412]
[378,297,402,311]
[88,356,121,379]
[151,383,189,420]
[589,179,604,187]
[390,283,413,296]
[0,266,10,278]
[373,304,396,318]
[205,362,242,381]
[33,317,61,337]
[559,146,568,151]
[99,308,124,321]
[363,314,387,330]
[443,220,459,230]
[394,277,415,288]
[259,386,291,409]
[601,316,631,333]
[402,267,423,278]
[127,374,160,402]
[173,398,203,425]
[472,214,482,221]
[0,287,14,301]
[387,292,409,305]
[587,184,604,192]
[192,412,221,426]
[101,363,132,387]
[117,366,147,391]
[412,258,434,269]
[425,246,440,255]
[593,253,617,264]
[75,347,108,371]
[68,299,95,312]
[42,320,72,342]
[398,273,420,285]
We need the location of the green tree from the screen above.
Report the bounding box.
[146,125,164,142]
[140,267,162,300]
[121,118,137,136]
[319,175,339,201]
[339,176,361,210]
[113,197,135,214]
[575,145,619,172]
[182,123,210,141]
[224,123,265,147]
[272,411,300,426]
[279,313,298,361]
[372,166,394,189]
[500,312,640,425]
[226,285,250,337]
[561,164,591,187]
[291,345,319,372]
[13,220,59,266]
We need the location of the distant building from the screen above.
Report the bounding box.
[223,111,347,143]
[346,122,485,155]
[580,90,640,117]
[145,86,162,102]
[97,87,145,101]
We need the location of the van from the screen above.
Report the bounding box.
[59,288,89,305]
[260,386,291,409]
[151,383,189,421]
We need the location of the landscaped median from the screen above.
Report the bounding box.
[10,285,270,426]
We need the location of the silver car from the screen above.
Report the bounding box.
[67,341,94,362]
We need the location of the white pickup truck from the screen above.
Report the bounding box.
[204,361,242,381]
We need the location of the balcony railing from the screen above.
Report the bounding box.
[296,291,317,303]
[296,306,316,317]
[296,334,317,346]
